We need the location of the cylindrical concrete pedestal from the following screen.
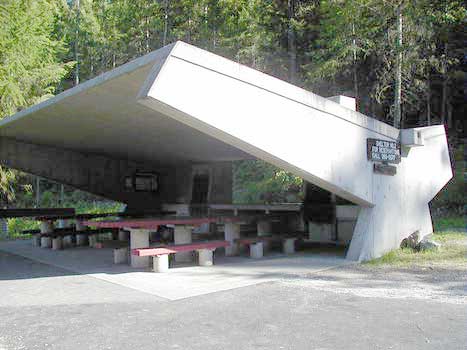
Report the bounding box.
[113,247,129,264]
[250,242,263,259]
[52,237,63,250]
[174,226,192,263]
[224,222,240,256]
[282,238,296,254]
[76,234,88,246]
[89,234,98,247]
[41,236,52,249]
[63,235,73,248]
[198,249,213,266]
[153,255,169,272]
[33,235,41,247]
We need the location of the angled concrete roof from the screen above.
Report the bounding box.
[0,41,407,206]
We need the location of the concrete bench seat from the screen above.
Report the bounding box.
[235,235,299,258]
[34,228,118,249]
[132,240,229,272]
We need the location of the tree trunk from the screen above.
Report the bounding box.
[393,4,403,128]
[287,0,297,84]
[163,0,169,46]
[441,42,448,125]
[74,0,80,86]
[426,78,431,126]
[352,22,359,110]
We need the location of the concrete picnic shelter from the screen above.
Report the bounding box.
[0,41,452,261]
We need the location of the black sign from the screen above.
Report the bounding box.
[367,138,401,164]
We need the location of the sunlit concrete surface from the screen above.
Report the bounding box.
[0,240,348,300]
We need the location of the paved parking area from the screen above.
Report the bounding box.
[1,250,466,350]
[0,240,348,300]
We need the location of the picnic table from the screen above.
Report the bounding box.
[83,216,242,268]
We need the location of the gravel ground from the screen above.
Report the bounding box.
[284,262,467,304]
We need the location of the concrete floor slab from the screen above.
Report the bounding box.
[0,240,348,300]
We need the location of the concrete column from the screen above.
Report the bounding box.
[224,222,240,256]
[174,225,192,263]
[89,234,98,248]
[57,219,70,229]
[40,236,52,249]
[63,235,73,248]
[113,247,129,264]
[40,221,54,235]
[198,249,213,266]
[130,229,150,268]
[52,237,63,250]
[32,235,41,247]
[118,230,130,241]
[250,242,263,259]
[153,255,169,273]
[257,220,272,252]
[76,234,88,246]
[282,238,296,254]
[75,220,86,231]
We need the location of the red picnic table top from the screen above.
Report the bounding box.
[83,216,242,229]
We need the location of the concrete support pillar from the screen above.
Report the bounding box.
[118,230,130,241]
[40,221,54,235]
[113,247,129,264]
[198,249,213,266]
[250,242,263,259]
[52,237,63,250]
[89,234,98,248]
[224,222,240,256]
[130,229,150,268]
[282,238,296,254]
[153,255,169,273]
[40,236,52,249]
[63,235,73,248]
[174,225,192,263]
[76,234,88,246]
[32,235,41,247]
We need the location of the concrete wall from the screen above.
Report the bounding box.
[0,137,232,209]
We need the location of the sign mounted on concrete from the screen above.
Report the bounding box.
[367,138,401,164]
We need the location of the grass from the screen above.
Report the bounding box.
[366,230,467,267]
[433,216,465,231]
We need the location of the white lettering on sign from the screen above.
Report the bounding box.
[367,138,401,164]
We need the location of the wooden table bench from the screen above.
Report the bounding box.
[132,240,229,272]
[235,235,299,258]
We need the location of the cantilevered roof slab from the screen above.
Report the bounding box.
[0,44,251,164]
[0,41,450,208]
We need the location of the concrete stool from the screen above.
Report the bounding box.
[153,255,169,273]
[40,236,52,249]
[32,235,41,247]
[89,234,98,247]
[76,234,88,246]
[250,242,263,259]
[52,237,63,250]
[113,247,129,264]
[282,238,296,254]
[198,249,213,266]
[63,235,74,248]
